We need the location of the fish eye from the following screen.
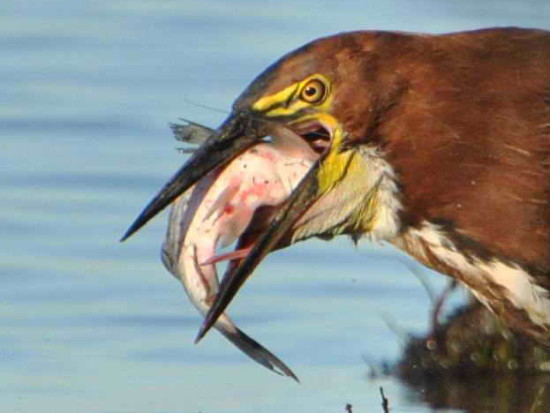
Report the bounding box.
[300,79,327,104]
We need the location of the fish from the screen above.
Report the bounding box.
[161,137,312,380]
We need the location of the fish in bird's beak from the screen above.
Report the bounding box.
[155,117,327,380]
[124,112,329,344]
[167,117,326,344]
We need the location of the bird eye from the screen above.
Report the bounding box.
[300,79,327,104]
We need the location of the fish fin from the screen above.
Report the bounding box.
[170,119,214,144]
[201,246,251,266]
[160,243,175,273]
[161,243,186,284]
[219,327,299,382]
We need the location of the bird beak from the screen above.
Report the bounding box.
[121,112,264,241]
[195,157,323,342]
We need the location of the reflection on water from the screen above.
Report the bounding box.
[402,373,549,413]
[2,0,549,412]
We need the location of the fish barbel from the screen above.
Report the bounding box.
[162,141,311,380]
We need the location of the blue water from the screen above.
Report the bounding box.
[2,1,548,412]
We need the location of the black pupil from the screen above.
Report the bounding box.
[305,85,317,97]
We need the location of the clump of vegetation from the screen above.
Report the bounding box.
[398,301,550,375]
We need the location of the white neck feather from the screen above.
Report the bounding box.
[394,221,550,330]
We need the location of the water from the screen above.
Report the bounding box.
[2,1,548,412]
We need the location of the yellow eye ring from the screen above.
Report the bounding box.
[300,79,327,104]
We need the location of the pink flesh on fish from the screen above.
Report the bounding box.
[162,142,312,380]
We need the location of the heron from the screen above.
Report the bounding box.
[123,28,550,354]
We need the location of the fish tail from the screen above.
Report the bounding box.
[219,327,299,382]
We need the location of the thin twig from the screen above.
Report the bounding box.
[380,387,389,413]
[399,260,436,303]
[428,279,458,347]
